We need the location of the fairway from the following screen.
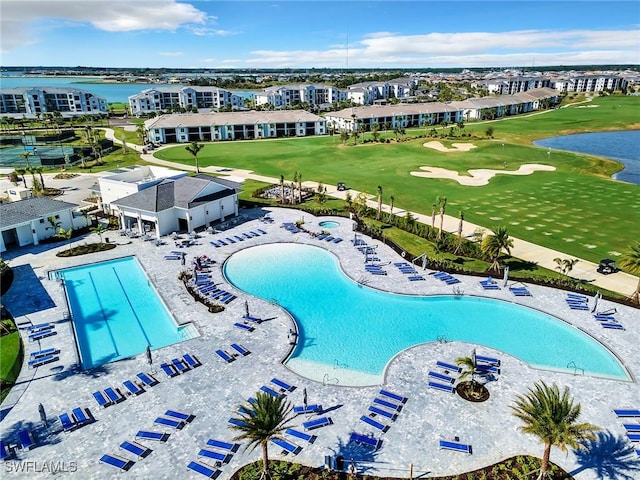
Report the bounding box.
[156,95,640,264]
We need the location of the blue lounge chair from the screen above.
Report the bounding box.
[123,380,144,396]
[624,424,640,432]
[475,364,501,374]
[228,417,247,427]
[30,347,59,358]
[181,353,200,369]
[215,350,235,363]
[379,389,407,403]
[257,228,267,234]
[242,315,263,323]
[567,293,587,299]
[72,407,91,425]
[210,241,220,247]
[218,239,227,245]
[475,355,500,366]
[333,237,343,243]
[360,415,388,432]
[303,416,331,430]
[368,406,398,421]
[165,410,194,423]
[293,404,322,414]
[373,397,402,412]
[172,358,190,373]
[627,433,640,442]
[28,330,57,341]
[481,283,500,290]
[198,449,231,464]
[59,412,75,432]
[234,322,254,332]
[161,362,179,377]
[271,437,301,455]
[225,237,235,243]
[207,438,237,452]
[439,439,472,454]
[408,275,425,281]
[136,372,158,387]
[593,315,616,321]
[602,322,624,330]
[93,391,112,408]
[428,371,455,384]
[271,378,295,392]
[231,343,250,356]
[242,233,252,239]
[136,430,169,442]
[154,417,184,429]
[120,440,151,458]
[187,460,221,478]
[28,354,59,368]
[350,432,382,449]
[18,429,36,449]
[26,323,52,332]
[568,304,589,310]
[104,387,124,403]
[0,440,13,460]
[436,361,462,373]
[614,409,640,417]
[429,381,455,393]
[285,428,315,443]
[260,385,282,398]
[100,453,134,471]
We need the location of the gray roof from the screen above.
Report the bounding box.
[0,87,98,96]
[145,110,324,129]
[0,197,78,229]
[112,176,235,212]
[193,174,242,191]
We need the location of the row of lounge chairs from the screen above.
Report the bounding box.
[429,361,461,394]
[26,322,58,342]
[431,271,461,285]
[566,293,590,310]
[281,222,302,234]
[567,294,626,329]
[59,407,94,432]
[612,408,640,454]
[315,233,343,243]
[188,437,238,478]
[93,369,163,408]
[351,389,407,450]
[195,279,237,305]
[160,353,202,378]
[215,344,251,363]
[210,229,268,247]
[28,346,60,368]
[0,429,38,459]
[365,264,388,275]
[395,262,425,281]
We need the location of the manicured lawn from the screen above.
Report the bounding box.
[156,96,640,264]
[0,330,22,402]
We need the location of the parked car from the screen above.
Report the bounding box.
[597,259,619,275]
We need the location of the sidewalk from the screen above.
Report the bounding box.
[101,128,639,298]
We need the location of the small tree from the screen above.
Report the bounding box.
[619,241,640,303]
[56,227,73,251]
[376,185,383,221]
[485,126,495,138]
[91,224,106,244]
[553,257,579,276]
[185,141,204,173]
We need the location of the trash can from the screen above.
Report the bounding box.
[335,456,344,470]
[105,237,110,243]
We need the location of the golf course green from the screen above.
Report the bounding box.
[155,95,640,264]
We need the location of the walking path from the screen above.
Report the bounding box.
[101,128,638,298]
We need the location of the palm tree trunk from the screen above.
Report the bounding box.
[538,442,552,479]
[631,278,640,304]
[261,442,269,479]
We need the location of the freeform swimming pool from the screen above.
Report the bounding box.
[224,244,629,385]
[58,256,197,369]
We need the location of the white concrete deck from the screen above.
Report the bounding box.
[0,207,638,480]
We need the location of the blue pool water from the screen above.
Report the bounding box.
[319,221,340,228]
[224,244,628,384]
[58,256,196,369]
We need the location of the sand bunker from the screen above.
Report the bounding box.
[410,164,556,186]
[423,141,477,152]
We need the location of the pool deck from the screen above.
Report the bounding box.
[1,207,639,479]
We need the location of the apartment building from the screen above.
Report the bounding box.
[347,78,416,105]
[0,87,107,115]
[145,110,326,144]
[551,75,628,93]
[128,86,244,116]
[475,77,552,95]
[254,84,346,108]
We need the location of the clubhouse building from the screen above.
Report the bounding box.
[144,110,326,143]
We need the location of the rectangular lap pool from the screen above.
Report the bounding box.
[56,256,197,369]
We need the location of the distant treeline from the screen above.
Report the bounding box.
[2,64,638,76]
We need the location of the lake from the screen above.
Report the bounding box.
[0,76,256,104]
[533,130,640,185]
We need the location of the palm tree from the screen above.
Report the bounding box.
[19,151,32,168]
[481,226,514,273]
[339,130,349,145]
[230,392,295,479]
[388,195,395,221]
[294,171,302,204]
[136,123,147,145]
[437,196,447,240]
[91,224,106,244]
[454,210,465,254]
[553,257,579,276]
[185,141,204,173]
[619,241,640,303]
[376,185,383,220]
[33,166,45,189]
[511,381,599,480]
[455,354,481,395]
[15,168,27,189]
[279,175,285,204]
[430,203,437,229]
[57,227,74,251]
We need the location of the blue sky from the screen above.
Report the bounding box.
[1,1,639,68]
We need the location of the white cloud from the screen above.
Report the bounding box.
[189,27,240,37]
[1,0,207,52]
[159,51,183,57]
[243,28,640,67]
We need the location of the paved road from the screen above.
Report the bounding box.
[100,128,639,298]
